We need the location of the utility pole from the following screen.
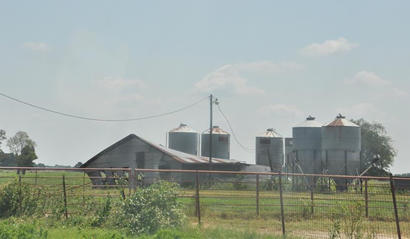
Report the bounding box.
[209,94,213,171]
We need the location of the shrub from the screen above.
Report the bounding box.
[91,196,112,226]
[114,181,185,235]
[0,181,40,218]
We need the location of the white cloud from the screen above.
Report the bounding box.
[235,61,304,74]
[195,61,302,95]
[22,42,50,52]
[100,76,146,90]
[258,104,303,117]
[344,71,408,98]
[345,71,390,87]
[301,38,358,56]
[195,64,264,95]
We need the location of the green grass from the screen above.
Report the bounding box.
[0,169,409,238]
[0,217,299,239]
[47,226,297,239]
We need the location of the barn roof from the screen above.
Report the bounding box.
[81,134,241,168]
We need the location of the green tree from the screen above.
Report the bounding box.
[0,152,16,166]
[17,145,37,168]
[6,131,36,156]
[0,129,6,150]
[352,119,396,175]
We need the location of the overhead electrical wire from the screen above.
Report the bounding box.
[0,91,208,122]
[216,103,255,151]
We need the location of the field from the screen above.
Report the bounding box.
[0,169,409,238]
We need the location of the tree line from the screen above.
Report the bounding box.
[0,130,37,171]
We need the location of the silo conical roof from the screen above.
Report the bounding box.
[169,123,197,133]
[326,114,359,127]
[204,126,229,135]
[259,128,281,137]
[294,115,322,128]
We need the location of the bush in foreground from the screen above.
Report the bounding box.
[114,181,185,235]
[0,181,41,218]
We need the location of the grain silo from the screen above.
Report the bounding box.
[201,126,230,159]
[292,116,322,176]
[168,123,199,155]
[255,128,283,172]
[321,114,361,190]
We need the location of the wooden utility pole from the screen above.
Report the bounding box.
[209,94,213,170]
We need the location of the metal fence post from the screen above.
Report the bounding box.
[364,179,368,218]
[18,175,22,214]
[279,172,286,236]
[62,175,68,219]
[35,170,38,186]
[195,171,201,225]
[389,174,401,239]
[82,171,85,207]
[256,174,260,216]
[310,180,314,215]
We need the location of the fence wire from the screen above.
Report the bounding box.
[0,167,408,238]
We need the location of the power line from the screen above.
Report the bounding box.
[0,91,208,122]
[216,103,255,151]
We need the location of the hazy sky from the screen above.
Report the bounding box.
[0,1,409,173]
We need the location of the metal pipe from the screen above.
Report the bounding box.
[256,174,260,216]
[0,167,407,180]
[279,171,285,235]
[390,174,401,239]
[195,171,201,225]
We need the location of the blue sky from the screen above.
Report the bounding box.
[0,1,409,173]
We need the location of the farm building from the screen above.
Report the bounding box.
[81,134,247,185]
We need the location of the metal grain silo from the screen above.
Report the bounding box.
[201,126,230,159]
[255,128,283,172]
[321,114,361,190]
[168,123,199,155]
[292,116,322,176]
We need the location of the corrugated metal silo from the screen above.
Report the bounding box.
[201,126,230,159]
[168,123,198,155]
[292,116,322,175]
[255,128,283,172]
[321,114,361,189]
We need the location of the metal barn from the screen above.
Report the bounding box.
[81,134,245,185]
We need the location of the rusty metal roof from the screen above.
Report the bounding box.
[82,134,239,167]
[203,126,229,135]
[169,123,197,133]
[294,115,322,128]
[259,128,281,138]
[326,114,358,127]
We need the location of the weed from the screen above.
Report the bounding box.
[0,218,48,239]
[114,181,185,235]
[91,195,112,226]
